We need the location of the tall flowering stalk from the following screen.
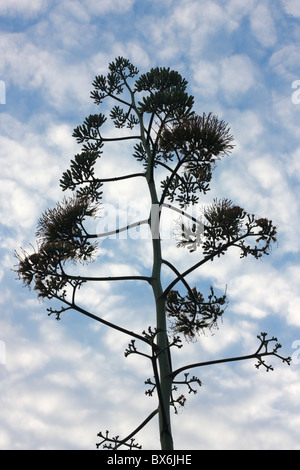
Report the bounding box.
[15,57,289,450]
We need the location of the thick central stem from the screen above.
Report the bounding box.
[137,107,174,449]
[148,179,174,450]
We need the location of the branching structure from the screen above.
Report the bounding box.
[15,57,290,450]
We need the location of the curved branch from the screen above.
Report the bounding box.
[162,253,220,299]
[53,294,150,345]
[162,259,196,302]
[161,202,203,225]
[162,233,250,298]
[107,92,132,108]
[156,160,175,173]
[114,408,159,449]
[159,158,185,206]
[97,408,158,450]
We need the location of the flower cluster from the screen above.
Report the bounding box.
[166,286,227,340]
[159,114,234,207]
[160,113,234,159]
[177,198,277,260]
[15,197,98,299]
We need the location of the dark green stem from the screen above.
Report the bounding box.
[148,177,174,450]
[132,90,174,450]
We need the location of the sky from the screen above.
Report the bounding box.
[0,0,300,450]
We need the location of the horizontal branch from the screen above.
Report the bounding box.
[88,219,149,239]
[95,172,145,183]
[34,267,152,285]
[87,203,202,240]
[171,332,291,378]
[171,353,260,379]
[63,273,152,284]
[101,134,141,142]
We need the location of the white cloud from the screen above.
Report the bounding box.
[269,44,300,80]
[173,0,227,35]
[220,54,257,98]
[216,153,300,255]
[0,117,72,234]
[192,61,219,97]
[227,109,264,148]
[0,114,80,253]
[0,180,43,231]
[225,0,257,23]
[3,287,296,449]
[0,0,134,19]
[281,0,300,17]
[83,0,135,15]
[171,361,299,449]
[248,154,285,191]
[45,122,77,154]
[124,42,151,69]
[250,3,277,47]
[49,0,91,27]
[288,147,300,179]
[270,90,300,143]
[0,32,92,111]
[229,264,300,326]
[0,136,57,196]
[137,1,239,62]
[0,0,48,17]
[192,55,258,103]
[0,305,157,449]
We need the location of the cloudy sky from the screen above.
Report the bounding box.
[0,0,300,450]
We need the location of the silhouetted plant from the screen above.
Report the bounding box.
[15,57,290,450]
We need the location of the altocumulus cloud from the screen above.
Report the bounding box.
[0,0,299,450]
